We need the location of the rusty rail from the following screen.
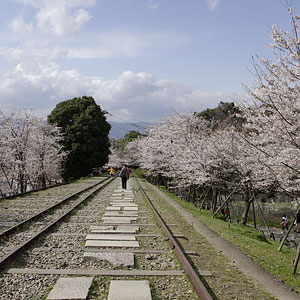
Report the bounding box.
[135,177,213,300]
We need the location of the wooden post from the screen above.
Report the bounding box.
[198,187,210,211]
[292,246,300,275]
[255,198,273,234]
[212,185,239,218]
[226,202,231,223]
[252,200,257,229]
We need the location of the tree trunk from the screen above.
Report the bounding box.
[192,186,196,204]
[186,187,190,202]
[211,187,218,213]
[252,200,256,228]
[241,190,251,225]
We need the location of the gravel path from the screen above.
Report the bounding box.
[149,182,300,300]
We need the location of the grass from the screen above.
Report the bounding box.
[133,168,147,178]
[38,283,55,300]
[157,185,300,294]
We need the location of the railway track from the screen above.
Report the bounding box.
[0,177,111,269]
[0,176,212,300]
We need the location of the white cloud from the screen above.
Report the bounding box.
[68,31,149,58]
[206,0,220,11]
[0,29,189,62]
[0,62,88,112]
[9,15,33,34]
[1,45,69,62]
[14,0,96,36]
[0,63,232,121]
[67,29,189,59]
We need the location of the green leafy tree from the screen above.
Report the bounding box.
[48,96,111,181]
[120,130,144,150]
[197,101,242,128]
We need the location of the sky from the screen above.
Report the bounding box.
[0,0,299,123]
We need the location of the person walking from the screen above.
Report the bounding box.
[281,214,288,233]
[120,164,130,189]
[108,167,115,177]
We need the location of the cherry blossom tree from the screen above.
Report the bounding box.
[126,6,300,224]
[29,121,65,188]
[107,146,124,169]
[128,110,278,224]
[241,6,300,196]
[129,112,213,192]
[0,110,64,196]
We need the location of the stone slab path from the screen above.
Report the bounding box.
[84,182,140,263]
[83,252,134,267]
[85,239,140,248]
[108,280,152,300]
[46,277,94,300]
[85,234,136,241]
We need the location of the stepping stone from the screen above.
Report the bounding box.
[47,277,94,300]
[103,218,131,224]
[124,207,138,211]
[108,280,152,300]
[106,207,121,211]
[117,225,139,232]
[122,212,138,216]
[85,240,139,248]
[86,234,136,241]
[103,211,123,216]
[102,217,137,221]
[91,229,137,234]
[90,225,113,231]
[110,202,134,205]
[111,199,134,202]
[111,203,138,207]
[104,212,138,217]
[83,252,134,267]
[91,226,139,234]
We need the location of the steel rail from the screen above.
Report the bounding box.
[0,177,114,272]
[135,176,213,300]
[0,182,64,200]
[0,177,108,239]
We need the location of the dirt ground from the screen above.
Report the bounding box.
[147,183,300,300]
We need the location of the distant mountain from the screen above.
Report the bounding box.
[108,121,151,138]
